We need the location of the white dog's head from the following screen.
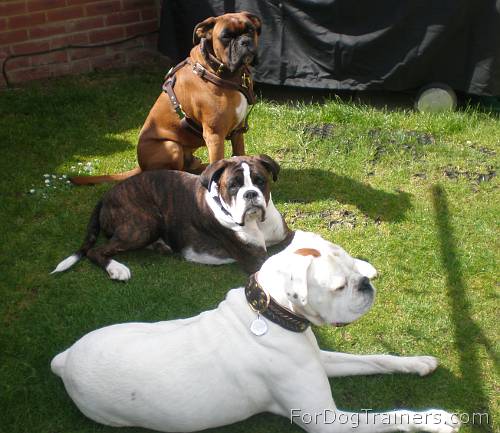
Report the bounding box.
[258,231,377,327]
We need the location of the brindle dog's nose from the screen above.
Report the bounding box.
[244,190,258,200]
[358,277,372,292]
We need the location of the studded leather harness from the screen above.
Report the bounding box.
[162,38,256,140]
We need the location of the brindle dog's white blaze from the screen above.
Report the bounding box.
[226,162,266,225]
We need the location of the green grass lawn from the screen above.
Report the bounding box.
[0,65,498,433]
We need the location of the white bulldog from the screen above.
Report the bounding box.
[51,231,460,433]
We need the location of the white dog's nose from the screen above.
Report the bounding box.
[358,277,373,293]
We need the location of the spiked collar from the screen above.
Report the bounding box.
[245,273,310,333]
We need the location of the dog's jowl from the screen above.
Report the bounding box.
[51,231,460,433]
[51,155,291,280]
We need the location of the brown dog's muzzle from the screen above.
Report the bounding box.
[228,36,257,72]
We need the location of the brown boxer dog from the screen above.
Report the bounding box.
[52,156,292,280]
[71,12,261,185]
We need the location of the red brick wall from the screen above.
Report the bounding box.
[0,0,161,86]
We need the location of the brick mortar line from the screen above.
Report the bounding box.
[2,19,158,48]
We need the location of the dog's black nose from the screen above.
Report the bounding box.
[239,36,252,47]
[358,277,372,292]
[244,190,258,200]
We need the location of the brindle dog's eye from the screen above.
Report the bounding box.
[253,176,265,186]
[337,285,346,291]
[228,179,241,190]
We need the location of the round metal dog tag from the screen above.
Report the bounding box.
[250,317,268,336]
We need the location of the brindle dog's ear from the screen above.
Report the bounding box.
[256,154,280,182]
[243,12,262,35]
[193,16,217,45]
[200,159,230,190]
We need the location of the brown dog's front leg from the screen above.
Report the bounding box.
[230,133,245,156]
[203,130,226,163]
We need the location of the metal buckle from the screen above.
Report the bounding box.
[242,72,251,89]
[175,105,185,119]
[216,63,225,75]
[193,63,206,78]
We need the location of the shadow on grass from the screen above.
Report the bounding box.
[256,82,416,111]
[275,168,412,223]
[431,184,497,432]
[0,67,164,196]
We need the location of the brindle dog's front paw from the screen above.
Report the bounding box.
[106,260,131,281]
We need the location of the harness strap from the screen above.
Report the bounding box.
[161,44,256,139]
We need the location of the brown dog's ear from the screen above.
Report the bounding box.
[193,16,217,45]
[200,159,230,190]
[256,154,280,182]
[243,12,262,35]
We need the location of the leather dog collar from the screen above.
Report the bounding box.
[245,274,310,333]
[200,38,227,75]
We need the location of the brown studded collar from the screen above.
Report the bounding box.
[245,273,310,333]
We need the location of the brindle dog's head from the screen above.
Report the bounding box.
[193,12,262,73]
[200,155,279,225]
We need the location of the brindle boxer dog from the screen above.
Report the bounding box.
[52,155,291,280]
[71,12,261,185]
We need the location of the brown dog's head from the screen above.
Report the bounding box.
[200,155,279,225]
[193,12,261,73]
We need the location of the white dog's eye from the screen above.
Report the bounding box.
[329,275,346,291]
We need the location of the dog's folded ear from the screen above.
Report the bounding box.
[193,16,217,45]
[285,250,317,306]
[354,258,377,279]
[243,12,262,35]
[200,159,229,191]
[256,154,280,182]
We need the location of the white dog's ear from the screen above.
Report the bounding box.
[284,249,320,306]
[354,259,377,279]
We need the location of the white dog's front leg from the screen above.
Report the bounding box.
[320,351,438,377]
[291,409,460,433]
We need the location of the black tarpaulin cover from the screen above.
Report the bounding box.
[159,0,500,96]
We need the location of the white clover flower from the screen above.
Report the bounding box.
[66,180,71,184]
[71,166,76,170]
[45,179,50,184]
[43,174,49,178]
[29,189,35,194]
[78,162,83,166]
[52,174,56,178]
[62,174,67,179]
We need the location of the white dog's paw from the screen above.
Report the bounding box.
[106,260,131,281]
[421,410,461,433]
[407,356,439,376]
